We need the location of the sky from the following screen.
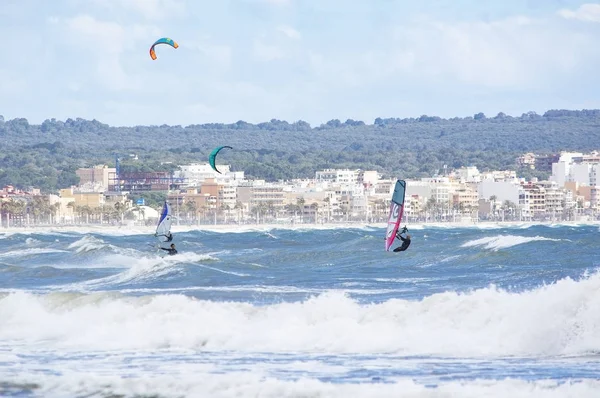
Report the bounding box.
[1,0,599,127]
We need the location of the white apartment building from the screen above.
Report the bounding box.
[569,163,599,187]
[453,166,481,183]
[453,186,479,210]
[315,169,359,184]
[359,170,379,186]
[479,170,518,182]
[536,181,565,216]
[249,181,286,211]
[373,179,396,195]
[218,183,237,210]
[176,163,244,185]
[478,180,520,203]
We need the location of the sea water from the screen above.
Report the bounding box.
[1,223,599,397]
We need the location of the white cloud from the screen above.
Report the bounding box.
[63,14,159,51]
[196,42,233,69]
[3,1,600,126]
[60,15,159,90]
[184,102,215,117]
[277,25,301,40]
[90,0,186,20]
[0,68,27,95]
[65,15,127,53]
[259,0,291,5]
[383,14,593,88]
[558,3,600,22]
[253,40,286,61]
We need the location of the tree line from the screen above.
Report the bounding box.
[0,109,599,192]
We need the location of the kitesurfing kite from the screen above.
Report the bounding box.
[149,37,179,60]
[209,145,232,174]
[385,179,407,251]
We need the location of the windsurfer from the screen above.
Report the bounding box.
[393,227,411,252]
[161,243,178,255]
[154,231,173,241]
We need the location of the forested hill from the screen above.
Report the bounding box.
[0,109,599,192]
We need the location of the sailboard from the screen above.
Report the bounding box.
[385,179,407,251]
[155,201,173,243]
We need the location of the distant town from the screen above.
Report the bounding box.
[0,151,598,227]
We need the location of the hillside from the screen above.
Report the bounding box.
[0,109,598,192]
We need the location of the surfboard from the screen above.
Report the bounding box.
[385,179,407,251]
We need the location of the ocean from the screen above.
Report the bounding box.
[1,223,599,397]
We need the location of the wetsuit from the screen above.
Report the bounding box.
[393,234,411,252]
[161,247,178,255]
[156,233,173,242]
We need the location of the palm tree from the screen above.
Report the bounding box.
[323,197,331,222]
[80,205,92,224]
[114,201,126,224]
[234,200,244,224]
[67,201,76,223]
[453,202,466,221]
[30,196,52,224]
[266,202,276,221]
[2,199,26,226]
[198,204,209,223]
[250,202,268,223]
[375,199,387,221]
[310,202,320,223]
[425,197,438,222]
[489,195,497,220]
[184,200,197,224]
[296,197,305,223]
[340,203,350,222]
[502,200,517,221]
[219,203,231,223]
[50,202,61,224]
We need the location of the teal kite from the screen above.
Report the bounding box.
[209,146,232,174]
[150,37,178,60]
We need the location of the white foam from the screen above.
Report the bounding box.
[115,284,400,296]
[62,251,217,289]
[25,237,40,245]
[68,235,111,253]
[0,248,68,259]
[461,235,563,251]
[1,220,598,237]
[194,263,250,277]
[6,372,600,398]
[3,271,600,356]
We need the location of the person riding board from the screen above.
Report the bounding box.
[393,226,411,252]
[155,231,173,242]
[160,243,178,255]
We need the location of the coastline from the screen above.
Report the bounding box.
[0,220,598,235]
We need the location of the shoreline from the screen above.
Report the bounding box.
[0,220,598,235]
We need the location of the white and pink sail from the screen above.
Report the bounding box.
[385,180,407,251]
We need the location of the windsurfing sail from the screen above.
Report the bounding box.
[385,179,407,251]
[155,201,173,242]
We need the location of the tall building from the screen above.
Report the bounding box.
[76,165,115,191]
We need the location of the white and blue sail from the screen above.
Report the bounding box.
[155,202,173,243]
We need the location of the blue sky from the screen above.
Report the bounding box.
[1,0,599,126]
